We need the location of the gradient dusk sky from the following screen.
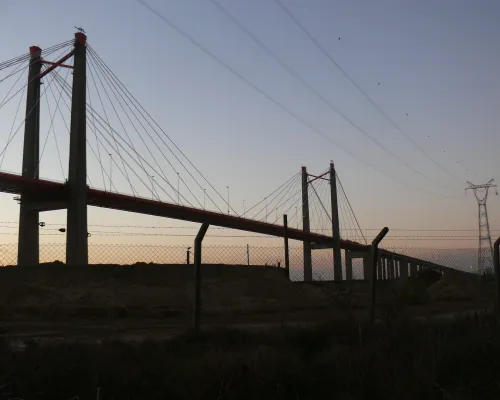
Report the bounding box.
[0,0,498,252]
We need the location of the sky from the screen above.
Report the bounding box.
[0,0,499,260]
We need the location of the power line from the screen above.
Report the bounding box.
[134,0,453,199]
[208,0,456,194]
[274,0,466,186]
[0,228,481,240]
[0,220,497,233]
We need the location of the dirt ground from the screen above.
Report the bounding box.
[0,262,494,343]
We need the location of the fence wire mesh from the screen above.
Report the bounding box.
[0,242,486,276]
[0,241,489,285]
[0,241,496,335]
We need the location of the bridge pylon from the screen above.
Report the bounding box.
[17,32,89,266]
[301,163,342,281]
[66,32,88,266]
[17,46,42,266]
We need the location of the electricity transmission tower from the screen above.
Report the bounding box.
[466,179,498,274]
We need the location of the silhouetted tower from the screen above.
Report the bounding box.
[466,180,497,274]
[17,32,88,266]
[17,45,42,266]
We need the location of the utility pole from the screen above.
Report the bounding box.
[466,180,498,274]
[283,214,290,273]
[330,162,342,280]
[301,166,312,281]
[18,44,42,266]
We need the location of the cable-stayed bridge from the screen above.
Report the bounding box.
[0,33,445,280]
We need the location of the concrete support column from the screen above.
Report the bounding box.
[363,251,372,281]
[399,259,408,279]
[377,255,383,280]
[329,162,342,281]
[66,32,88,266]
[410,262,418,277]
[345,249,353,280]
[389,258,396,280]
[18,45,42,267]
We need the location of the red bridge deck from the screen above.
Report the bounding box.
[0,171,368,251]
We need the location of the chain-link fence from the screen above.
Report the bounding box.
[0,242,364,281]
[0,242,486,274]
[0,242,496,335]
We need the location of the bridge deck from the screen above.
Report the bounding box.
[0,172,368,251]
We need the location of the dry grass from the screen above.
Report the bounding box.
[0,263,497,398]
[0,263,354,319]
[0,263,493,324]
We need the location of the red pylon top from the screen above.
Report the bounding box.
[29,46,41,55]
[75,32,87,46]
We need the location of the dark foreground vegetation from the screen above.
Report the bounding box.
[1,313,500,400]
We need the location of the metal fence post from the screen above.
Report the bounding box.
[494,237,500,314]
[247,244,250,266]
[370,227,389,323]
[186,247,191,265]
[283,215,290,276]
[193,223,209,334]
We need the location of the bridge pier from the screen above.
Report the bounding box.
[362,250,372,280]
[345,249,353,280]
[399,259,408,279]
[386,257,392,280]
[377,255,383,280]
[409,261,418,277]
[18,45,42,267]
[66,32,88,266]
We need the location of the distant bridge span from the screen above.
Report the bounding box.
[0,171,368,251]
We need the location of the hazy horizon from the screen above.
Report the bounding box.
[0,0,498,259]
